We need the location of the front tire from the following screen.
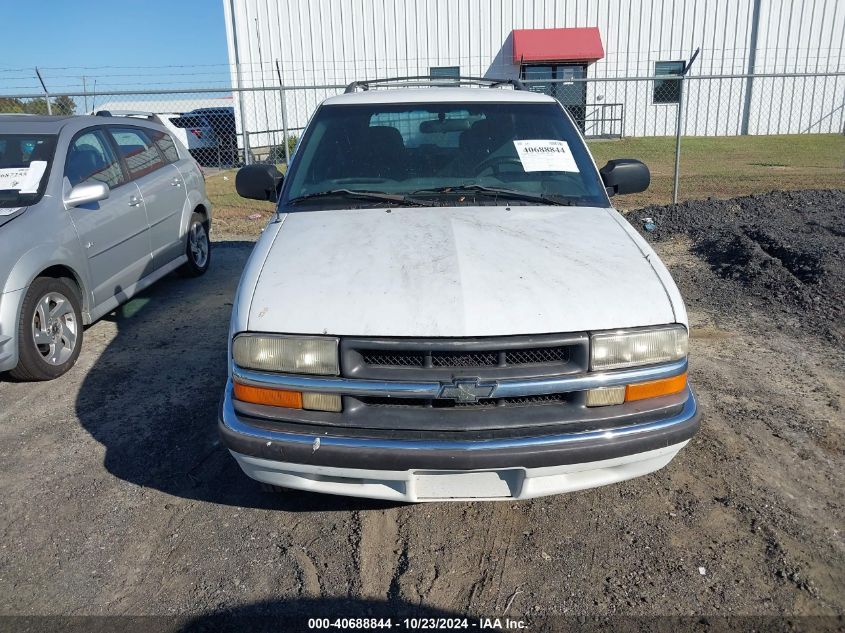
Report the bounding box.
[179,212,211,277]
[10,277,83,381]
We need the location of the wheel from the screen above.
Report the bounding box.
[9,277,83,381]
[179,212,211,277]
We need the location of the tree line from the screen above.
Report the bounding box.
[0,95,76,115]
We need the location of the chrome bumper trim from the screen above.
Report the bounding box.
[220,379,698,451]
[231,358,688,399]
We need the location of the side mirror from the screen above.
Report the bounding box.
[235,164,284,202]
[599,159,650,196]
[64,181,110,208]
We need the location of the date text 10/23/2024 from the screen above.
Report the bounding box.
[307,617,528,630]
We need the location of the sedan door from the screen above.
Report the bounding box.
[64,128,152,307]
[106,127,187,268]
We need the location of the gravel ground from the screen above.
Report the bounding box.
[0,191,842,630]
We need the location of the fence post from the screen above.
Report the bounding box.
[238,90,252,166]
[281,90,290,165]
[672,48,700,206]
[35,67,52,115]
[275,60,291,165]
[671,76,685,205]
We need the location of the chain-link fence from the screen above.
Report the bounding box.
[1,70,842,204]
[532,72,845,137]
[522,71,845,201]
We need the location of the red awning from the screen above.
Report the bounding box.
[512,27,604,64]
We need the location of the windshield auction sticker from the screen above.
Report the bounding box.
[0,161,47,193]
[513,140,579,172]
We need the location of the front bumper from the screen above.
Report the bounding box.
[229,441,690,502]
[0,288,24,372]
[219,379,701,501]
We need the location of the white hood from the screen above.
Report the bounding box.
[246,206,679,337]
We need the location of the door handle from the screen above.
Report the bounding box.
[170,178,182,187]
[128,195,142,207]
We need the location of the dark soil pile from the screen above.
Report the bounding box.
[628,189,845,342]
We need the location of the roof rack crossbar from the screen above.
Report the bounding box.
[94,110,163,123]
[344,76,526,93]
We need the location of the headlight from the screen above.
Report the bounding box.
[590,325,687,371]
[233,334,339,375]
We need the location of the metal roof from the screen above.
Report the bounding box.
[0,113,169,135]
[0,114,74,123]
[0,114,81,134]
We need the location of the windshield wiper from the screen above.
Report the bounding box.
[412,185,585,206]
[287,189,428,207]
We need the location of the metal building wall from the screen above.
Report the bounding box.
[223,0,844,140]
[743,0,844,135]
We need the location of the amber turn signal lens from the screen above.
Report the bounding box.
[233,382,303,409]
[625,372,687,402]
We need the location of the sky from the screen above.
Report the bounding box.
[1,1,231,95]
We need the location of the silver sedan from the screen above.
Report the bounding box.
[0,113,212,380]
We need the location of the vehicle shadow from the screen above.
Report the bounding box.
[33,599,475,633]
[176,598,473,633]
[73,240,397,512]
[484,32,515,80]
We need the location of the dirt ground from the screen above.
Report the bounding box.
[0,191,842,630]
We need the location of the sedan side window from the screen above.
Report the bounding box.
[65,130,125,188]
[107,127,165,179]
[148,129,180,163]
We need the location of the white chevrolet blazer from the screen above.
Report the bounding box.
[220,78,700,502]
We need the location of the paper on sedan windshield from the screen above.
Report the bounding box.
[0,161,48,194]
[513,140,579,173]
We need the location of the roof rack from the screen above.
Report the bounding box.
[94,110,164,123]
[344,75,526,94]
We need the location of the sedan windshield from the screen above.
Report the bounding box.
[0,134,56,208]
[280,101,609,210]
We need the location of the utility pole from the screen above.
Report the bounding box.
[740,0,762,135]
[228,0,251,165]
[82,76,88,113]
[255,16,274,157]
[34,67,52,115]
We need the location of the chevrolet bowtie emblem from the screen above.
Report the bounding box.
[438,378,498,403]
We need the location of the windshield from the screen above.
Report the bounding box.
[280,101,609,210]
[0,134,56,209]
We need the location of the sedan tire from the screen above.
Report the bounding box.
[179,212,211,277]
[10,277,83,381]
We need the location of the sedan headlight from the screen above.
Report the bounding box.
[590,325,687,371]
[233,334,339,375]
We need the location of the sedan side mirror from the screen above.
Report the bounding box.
[64,181,110,208]
[235,164,284,202]
[599,159,650,196]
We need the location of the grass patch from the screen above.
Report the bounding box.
[207,135,845,238]
[205,166,282,238]
[587,133,845,210]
